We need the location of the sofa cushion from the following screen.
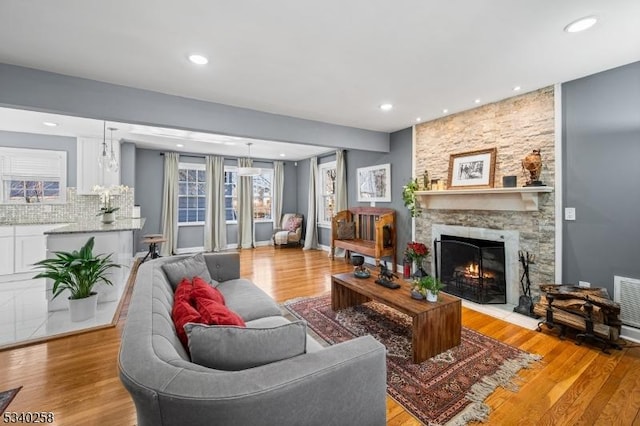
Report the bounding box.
[161,253,218,291]
[192,276,225,305]
[196,297,246,327]
[173,277,194,304]
[216,278,282,321]
[246,316,324,353]
[285,216,302,232]
[184,320,307,371]
[172,296,202,348]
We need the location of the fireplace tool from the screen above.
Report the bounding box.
[514,250,536,317]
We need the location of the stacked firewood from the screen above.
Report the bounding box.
[533,284,622,341]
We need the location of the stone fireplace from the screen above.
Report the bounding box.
[413,86,557,304]
[432,224,519,305]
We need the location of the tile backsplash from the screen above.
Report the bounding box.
[0,188,135,224]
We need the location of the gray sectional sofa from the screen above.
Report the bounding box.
[118,252,387,426]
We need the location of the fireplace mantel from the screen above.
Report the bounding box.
[416,187,553,212]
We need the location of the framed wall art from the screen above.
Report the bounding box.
[447,148,497,189]
[357,163,391,202]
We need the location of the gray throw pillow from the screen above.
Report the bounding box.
[184,321,307,371]
[161,253,218,291]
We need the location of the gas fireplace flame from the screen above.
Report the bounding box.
[464,262,494,279]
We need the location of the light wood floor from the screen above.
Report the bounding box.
[1,247,639,425]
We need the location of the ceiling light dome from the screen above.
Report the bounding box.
[188,54,209,65]
[564,16,598,33]
[238,142,261,177]
[379,103,393,111]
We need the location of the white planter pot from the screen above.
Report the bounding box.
[426,290,438,302]
[68,293,98,322]
[102,212,115,224]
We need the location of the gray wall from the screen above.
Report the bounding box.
[0,63,389,153]
[300,127,413,265]
[120,141,136,188]
[562,61,640,293]
[0,130,77,186]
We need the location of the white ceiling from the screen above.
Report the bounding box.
[0,107,334,161]
[0,1,639,135]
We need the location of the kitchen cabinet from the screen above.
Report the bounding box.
[14,225,53,274]
[0,226,14,275]
[77,137,120,194]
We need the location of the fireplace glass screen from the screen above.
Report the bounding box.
[435,235,506,304]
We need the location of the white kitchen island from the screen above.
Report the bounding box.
[44,218,145,312]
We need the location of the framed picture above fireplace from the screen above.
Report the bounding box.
[447,148,497,189]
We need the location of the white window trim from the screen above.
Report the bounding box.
[317,160,337,228]
[178,162,206,226]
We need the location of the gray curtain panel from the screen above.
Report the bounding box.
[205,155,227,252]
[303,157,319,250]
[334,150,348,256]
[237,158,255,249]
[160,152,179,256]
[273,160,284,229]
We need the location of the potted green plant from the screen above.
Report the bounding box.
[415,275,444,302]
[33,237,121,322]
[402,178,421,218]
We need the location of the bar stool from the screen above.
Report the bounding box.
[141,234,167,263]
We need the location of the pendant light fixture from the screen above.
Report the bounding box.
[97,121,110,170]
[108,127,119,173]
[237,142,261,177]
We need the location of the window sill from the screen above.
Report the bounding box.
[177,222,205,227]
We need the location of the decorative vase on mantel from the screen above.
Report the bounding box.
[101,212,115,224]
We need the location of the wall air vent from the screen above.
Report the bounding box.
[614,275,640,329]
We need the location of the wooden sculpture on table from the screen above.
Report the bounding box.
[522,149,545,186]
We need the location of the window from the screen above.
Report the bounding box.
[178,163,206,225]
[224,169,237,221]
[0,147,67,204]
[318,161,336,227]
[224,167,273,223]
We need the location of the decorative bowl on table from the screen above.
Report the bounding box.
[354,269,371,279]
[351,255,370,278]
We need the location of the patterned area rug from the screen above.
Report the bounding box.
[0,387,21,415]
[285,295,541,425]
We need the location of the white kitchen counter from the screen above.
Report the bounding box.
[44,217,145,234]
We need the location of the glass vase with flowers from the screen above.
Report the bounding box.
[405,241,430,278]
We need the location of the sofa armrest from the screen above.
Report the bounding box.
[124,336,387,426]
[203,252,240,282]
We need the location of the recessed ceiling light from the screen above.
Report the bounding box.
[188,54,209,65]
[442,109,448,114]
[564,16,597,33]
[379,103,393,111]
[474,99,481,104]
[43,121,58,127]
[279,153,286,157]
[224,142,236,146]
[176,143,184,148]
[513,86,521,91]
[415,117,422,122]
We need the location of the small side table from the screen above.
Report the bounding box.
[141,236,166,263]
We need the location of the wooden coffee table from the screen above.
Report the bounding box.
[331,272,461,363]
